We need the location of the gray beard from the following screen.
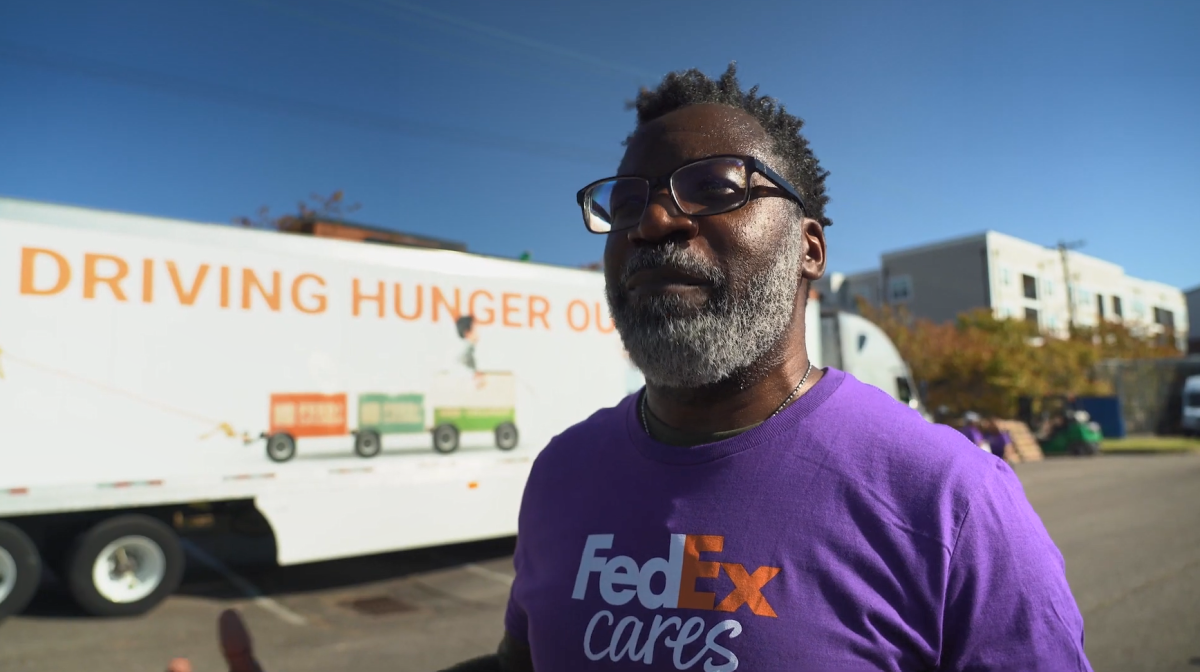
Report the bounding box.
[606,228,803,389]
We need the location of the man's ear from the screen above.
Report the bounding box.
[799,218,827,282]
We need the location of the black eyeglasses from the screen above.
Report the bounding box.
[575,154,806,234]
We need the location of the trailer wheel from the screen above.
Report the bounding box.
[495,423,519,451]
[432,424,460,454]
[0,522,41,619]
[354,430,382,458]
[266,433,297,462]
[65,515,183,618]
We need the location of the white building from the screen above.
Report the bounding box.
[832,231,1188,350]
[813,269,882,313]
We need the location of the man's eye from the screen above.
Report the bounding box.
[696,178,740,195]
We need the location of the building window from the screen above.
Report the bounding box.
[1097,294,1105,320]
[1022,274,1038,300]
[887,275,913,303]
[1025,307,1040,324]
[1154,308,1176,330]
[1113,296,1123,318]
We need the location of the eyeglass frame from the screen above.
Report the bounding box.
[575,154,806,234]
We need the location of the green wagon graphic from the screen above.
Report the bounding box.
[352,372,518,456]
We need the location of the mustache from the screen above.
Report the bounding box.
[618,244,725,287]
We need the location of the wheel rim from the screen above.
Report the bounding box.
[361,434,379,454]
[0,546,17,604]
[498,426,516,447]
[436,429,455,450]
[92,536,166,604]
[268,437,293,459]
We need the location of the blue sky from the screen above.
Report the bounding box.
[1,0,1197,288]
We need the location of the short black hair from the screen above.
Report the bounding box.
[456,314,475,339]
[627,62,832,228]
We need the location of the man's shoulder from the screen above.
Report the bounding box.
[531,394,635,472]
[816,373,1009,517]
[824,373,988,460]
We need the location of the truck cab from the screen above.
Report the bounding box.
[1183,375,1200,436]
[811,305,929,420]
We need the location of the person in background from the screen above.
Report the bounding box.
[959,411,992,452]
[453,314,487,389]
[981,417,1013,460]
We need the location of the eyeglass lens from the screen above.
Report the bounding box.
[584,157,750,233]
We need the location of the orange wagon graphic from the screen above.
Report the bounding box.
[264,393,348,461]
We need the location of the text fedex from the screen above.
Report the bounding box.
[570,533,781,670]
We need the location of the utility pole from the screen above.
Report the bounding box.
[1056,239,1085,335]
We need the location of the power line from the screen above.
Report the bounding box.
[0,41,615,167]
[361,0,657,83]
[231,0,612,98]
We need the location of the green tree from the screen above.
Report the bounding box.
[857,301,1177,420]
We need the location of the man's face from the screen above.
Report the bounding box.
[603,104,823,389]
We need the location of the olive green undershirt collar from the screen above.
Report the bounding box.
[641,396,762,447]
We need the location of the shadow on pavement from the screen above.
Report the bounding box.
[15,535,516,619]
[177,535,517,600]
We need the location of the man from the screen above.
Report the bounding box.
[189,64,1091,671]
[960,412,1011,459]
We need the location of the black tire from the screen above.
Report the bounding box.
[354,430,382,458]
[432,424,460,454]
[0,521,42,619]
[65,515,184,618]
[494,422,519,451]
[265,433,297,462]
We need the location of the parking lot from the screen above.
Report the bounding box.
[2,453,1198,672]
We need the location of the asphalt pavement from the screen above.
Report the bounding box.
[0,452,1197,671]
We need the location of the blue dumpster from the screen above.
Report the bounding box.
[1078,396,1126,438]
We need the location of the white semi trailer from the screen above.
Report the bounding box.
[0,197,641,618]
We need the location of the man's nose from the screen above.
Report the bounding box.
[627,188,698,244]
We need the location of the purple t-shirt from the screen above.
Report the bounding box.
[505,369,1091,671]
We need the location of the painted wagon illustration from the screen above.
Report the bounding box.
[262,372,518,462]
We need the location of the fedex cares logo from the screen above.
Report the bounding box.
[570,533,781,671]
[572,533,781,617]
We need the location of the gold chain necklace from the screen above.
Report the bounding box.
[639,361,814,437]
